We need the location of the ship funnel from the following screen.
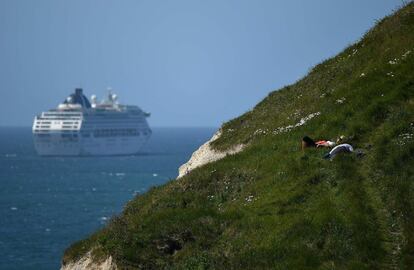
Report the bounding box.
[75,88,83,95]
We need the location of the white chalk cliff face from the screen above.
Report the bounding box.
[178,130,244,179]
[61,252,117,270]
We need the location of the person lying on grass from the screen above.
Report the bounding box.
[323,143,354,160]
[302,136,336,150]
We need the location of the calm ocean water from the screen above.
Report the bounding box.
[0,127,214,270]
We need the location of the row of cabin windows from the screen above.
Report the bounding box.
[34,130,77,133]
[35,129,149,138]
[43,113,81,116]
[38,117,81,120]
[36,121,77,124]
[35,125,77,129]
[62,125,78,128]
[35,133,78,138]
[89,128,146,137]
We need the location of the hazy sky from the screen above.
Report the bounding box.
[0,0,402,127]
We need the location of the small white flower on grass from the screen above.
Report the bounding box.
[336,97,346,104]
[386,72,395,77]
[208,195,215,200]
[402,133,413,139]
[402,50,411,59]
[396,123,414,145]
[253,128,268,136]
[272,112,321,135]
[360,73,366,77]
[397,133,413,145]
[245,195,254,203]
[389,59,398,65]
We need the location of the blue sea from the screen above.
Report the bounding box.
[0,127,214,270]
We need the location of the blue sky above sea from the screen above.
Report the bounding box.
[0,0,403,127]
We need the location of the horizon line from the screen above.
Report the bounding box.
[0,125,218,129]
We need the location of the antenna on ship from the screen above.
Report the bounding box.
[91,94,97,108]
[106,87,112,102]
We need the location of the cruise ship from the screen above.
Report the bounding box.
[32,88,151,156]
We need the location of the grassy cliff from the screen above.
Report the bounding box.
[63,3,414,269]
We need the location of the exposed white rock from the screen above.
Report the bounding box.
[61,252,117,270]
[177,130,244,179]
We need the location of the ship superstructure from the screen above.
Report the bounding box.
[32,88,151,156]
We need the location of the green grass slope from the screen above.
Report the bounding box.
[63,3,414,269]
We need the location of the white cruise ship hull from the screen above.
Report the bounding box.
[33,133,150,156]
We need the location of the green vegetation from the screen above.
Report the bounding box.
[63,3,414,269]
